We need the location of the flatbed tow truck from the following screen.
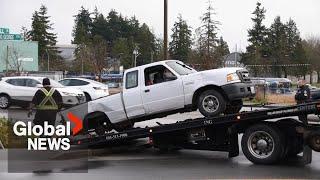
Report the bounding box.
[70,101,320,165]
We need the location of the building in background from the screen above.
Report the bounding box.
[223,52,242,67]
[55,44,76,64]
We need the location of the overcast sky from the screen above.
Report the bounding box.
[1,0,319,52]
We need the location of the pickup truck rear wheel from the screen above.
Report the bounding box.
[198,90,226,117]
[84,112,112,136]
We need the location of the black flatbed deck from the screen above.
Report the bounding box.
[71,101,320,165]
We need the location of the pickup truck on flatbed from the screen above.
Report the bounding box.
[68,60,255,134]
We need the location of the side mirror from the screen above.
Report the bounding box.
[165,76,177,81]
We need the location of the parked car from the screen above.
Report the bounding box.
[0,76,85,109]
[59,78,109,101]
[107,82,120,88]
[305,84,320,101]
[64,60,255,134]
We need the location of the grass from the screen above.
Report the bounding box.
[266,94,296,105]
[0,118,11,148]
[0,118,28,149]
[311,83,320,88]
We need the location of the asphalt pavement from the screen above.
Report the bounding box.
[1,107,320,179]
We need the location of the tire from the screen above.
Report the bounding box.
[0,94,10,109]
[84,92,92,102]
[197,89,226,117]
[84,112,112,136]
[276,119,303,158]
[241,123,285,165]
[225,100,243,114]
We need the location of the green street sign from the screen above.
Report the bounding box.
[0,28,9,34]
[0,34,23,40]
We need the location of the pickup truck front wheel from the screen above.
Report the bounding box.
[198,90,226,117]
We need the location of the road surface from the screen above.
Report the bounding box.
[1,107,320,179]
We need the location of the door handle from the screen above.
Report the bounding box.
[144,89,150,93]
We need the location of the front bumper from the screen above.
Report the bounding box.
[222,82,255,100]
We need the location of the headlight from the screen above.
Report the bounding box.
[61,92,77,96]
[227,73,240,82]
[93,87,102,90]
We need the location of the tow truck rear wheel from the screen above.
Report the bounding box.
[241,123,285,165]
[198,89,226,117]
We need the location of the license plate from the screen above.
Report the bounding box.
[250,86,255,94]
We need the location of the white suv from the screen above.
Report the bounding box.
[59,78,109,101]
[0,76,85,109]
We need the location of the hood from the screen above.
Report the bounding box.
[200,67,245,75]
[185,67,247,86]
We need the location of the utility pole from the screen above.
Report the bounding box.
[46,49,50,71]
[164,0,168,60]
[6,45,9,76]
[151,51,154,63]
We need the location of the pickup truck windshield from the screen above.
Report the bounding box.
[166,61,197,75]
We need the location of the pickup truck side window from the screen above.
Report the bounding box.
[144,65,176,86]
[126,70,138,89]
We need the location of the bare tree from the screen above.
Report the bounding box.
[303,36,320,83]
[7,47,24,75]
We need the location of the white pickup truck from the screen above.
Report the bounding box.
[69,60,255,134]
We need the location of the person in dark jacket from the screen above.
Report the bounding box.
[295,80,311,123]
[29,78,63,127]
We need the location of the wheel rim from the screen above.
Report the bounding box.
[247,131,275,159]
[202,95,219,113]
[0,96,9,108]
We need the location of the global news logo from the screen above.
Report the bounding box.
[12,112,83,151]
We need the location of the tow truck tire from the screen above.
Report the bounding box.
[241,123,285,165]
[198,90,226,117]
[276,119,303,158]
[225,100,243,114]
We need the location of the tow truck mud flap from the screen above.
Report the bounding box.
[228,126,239,158]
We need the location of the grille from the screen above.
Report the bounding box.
[238,70,251,82]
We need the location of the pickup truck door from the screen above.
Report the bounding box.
[141,65,185,114]
[122,70,146,119]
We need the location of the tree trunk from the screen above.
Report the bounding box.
[318,71,320,83]
[310,71,313,84]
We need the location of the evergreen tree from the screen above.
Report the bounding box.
[169,15,193,62]
[112,38,131,69]
[72,7,93,73]
[265,16,287,77]
[28,5,59,70]
[214,36,230,67]
[72,6,92,45]
[241,2,267,76]
[92,7,108,40]
[265,17,306,77]
[71,8,158,72]
[135,23,156,65]
[196,0,220,69]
